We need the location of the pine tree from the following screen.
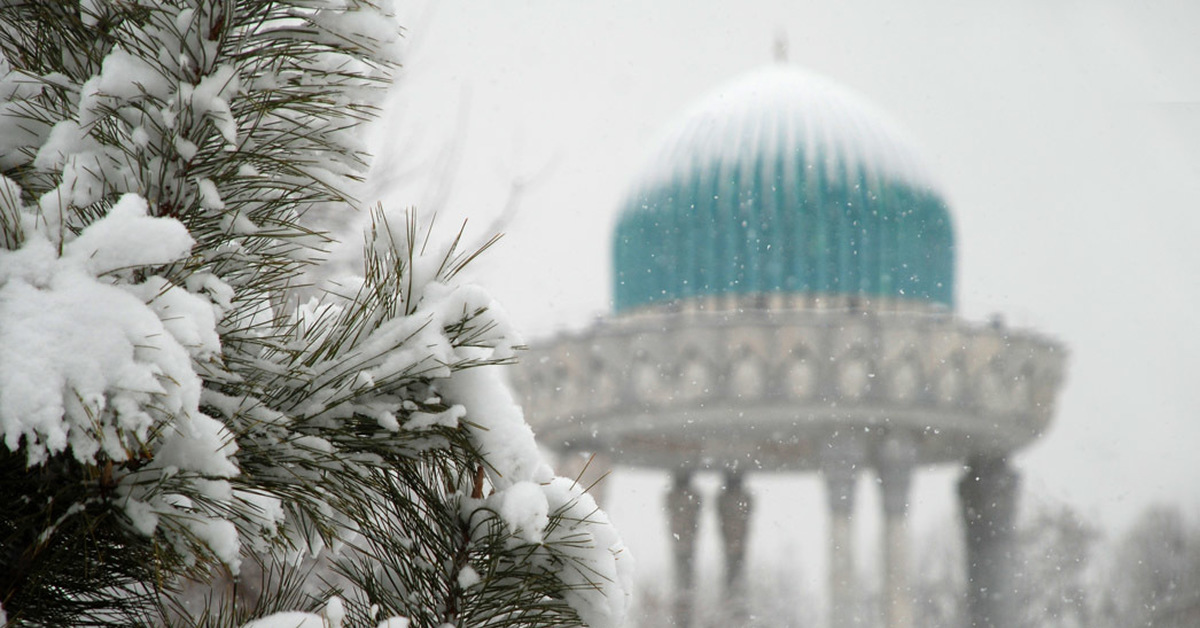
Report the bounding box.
[1013,502,1096,628]
[0,2,631,626]
[1099,506,1200,628]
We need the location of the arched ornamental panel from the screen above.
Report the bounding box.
[514,310,1066,470]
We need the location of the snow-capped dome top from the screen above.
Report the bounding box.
[634,65,937,194]
[613,64,956,313]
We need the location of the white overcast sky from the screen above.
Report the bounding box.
[365,0,1200,588]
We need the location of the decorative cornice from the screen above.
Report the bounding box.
[509,308,1066,472]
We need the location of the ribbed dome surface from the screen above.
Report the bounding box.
[613,65,956,312]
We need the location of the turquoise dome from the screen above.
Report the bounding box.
[613,66,955,313]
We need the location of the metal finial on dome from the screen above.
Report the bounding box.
[773,31,789,63]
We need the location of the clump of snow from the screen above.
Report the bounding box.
[495,481,550,544]
[402,405,465,431]
[187,272,235,317]
[0,189,245,570]
[154,412,239,478]
[456,565,481,590]
[0,216,207,468]
[123,498,160,536]
[79,48,172,127]
[197,178,225,211]
[33,121,94,173]
[174,136,198,161]
[127,276,221,360]
[237,489,286,544]
[441,364,633,628]
[0,174,21,215]
[63,194,195,276]
[241,596,391,628]
[440,366,548,489]
[242,612,325,628]
[31,122,133,239]
[540,478,635,628]
[311,3,404,64]
[324,596,345,627]
[182,64,240,146]
[187,517,241,574]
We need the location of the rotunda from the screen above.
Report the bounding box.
[510,64,1066,628]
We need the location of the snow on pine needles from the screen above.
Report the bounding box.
[0,2,630,626]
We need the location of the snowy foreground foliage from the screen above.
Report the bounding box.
[0,1,631,626]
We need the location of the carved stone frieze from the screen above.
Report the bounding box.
[509,306,1066,470]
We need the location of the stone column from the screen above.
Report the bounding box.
[717,470,753,619]
[822,436,864,628]
[667,470,703,628]
[958,456,1020,628]
[877,434,917,628]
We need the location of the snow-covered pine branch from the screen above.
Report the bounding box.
[0,2,631,627]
